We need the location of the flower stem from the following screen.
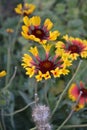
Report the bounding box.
[62,124,87,129]
[30,127,36,130]
[56,91,82,130]
[44,80,49,106]
[52,60,82,116]
[5,44,11,85]
[5,15,22,86]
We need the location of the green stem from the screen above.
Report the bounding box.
[5,44,11,85]
[2,101,35,116]
[0,122,3,130]
[62,124,87,129]
[5,15,22,86]
[30,127,36,130]
[4,66,17,90]
[52,60,82,116]
[44,81,49,106]
[1,109,6,130]
[12,15,22,50]
[56,91,82,130]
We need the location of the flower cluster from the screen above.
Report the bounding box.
[16,2,87,84]
[14,2,87,112]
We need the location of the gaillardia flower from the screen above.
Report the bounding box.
[56,35,87,60]
[0,70,6,78]
[21,16,60,44]
[22,45,71,81]
[14,3,35,15]
[68,82,87,110]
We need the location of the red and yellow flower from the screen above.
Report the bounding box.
[68,81,87,110]
[0,70,6,78]
[14,3,36,15]
[56,35,87,60]
[21,16,60,44]
[22,45,71,81]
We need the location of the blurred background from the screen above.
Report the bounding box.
[0,0,87,130]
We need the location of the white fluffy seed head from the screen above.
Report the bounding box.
[32,104,51,130]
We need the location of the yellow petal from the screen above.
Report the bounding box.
[21,31,29,39]
[35,71,43,81]
[43,71,51,80]
[26,66,35,77]
[49,31,60,40]
[23,16,30,26]
[44,19,53,30]
[29,46,39,56]
[0,71,6,78]
[30,16,41,26]
[22,25,28,33]
[14,4,22,14]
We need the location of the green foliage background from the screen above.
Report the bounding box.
[0,0,87,130]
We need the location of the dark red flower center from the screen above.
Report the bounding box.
[68,44,81,54]
[39,60,55,74]
[80,88,87,97]
[31,28,49,40]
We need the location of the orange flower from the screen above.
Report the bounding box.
[68,81,87,110]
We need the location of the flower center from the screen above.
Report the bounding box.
[68,45,81,54]
[39,60,55,74]
[80,88,87,97]
[31,28,49,40]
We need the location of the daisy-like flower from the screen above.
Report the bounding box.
[56,35,87,60]
[68,81,87,110]
[21,45,72,81]
[0,70,6,78]
[14,3,36,16]
[21,16,60,44]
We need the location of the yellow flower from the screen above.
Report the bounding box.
[14,3,36,15]
[22,45,71,82]
[0,70,6,78]
[21,16,60,44]
[56,35,87,60]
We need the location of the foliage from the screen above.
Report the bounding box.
[0,0,87,130]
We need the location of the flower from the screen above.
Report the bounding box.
[14,3,36,15]
[21,16,60,44]
[32,104,51,130]
[21,45,71,81]
[0,70,6,78]
[68,81,87,110]
[56,35,87,60]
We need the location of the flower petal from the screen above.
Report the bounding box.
[44,19,53,30]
